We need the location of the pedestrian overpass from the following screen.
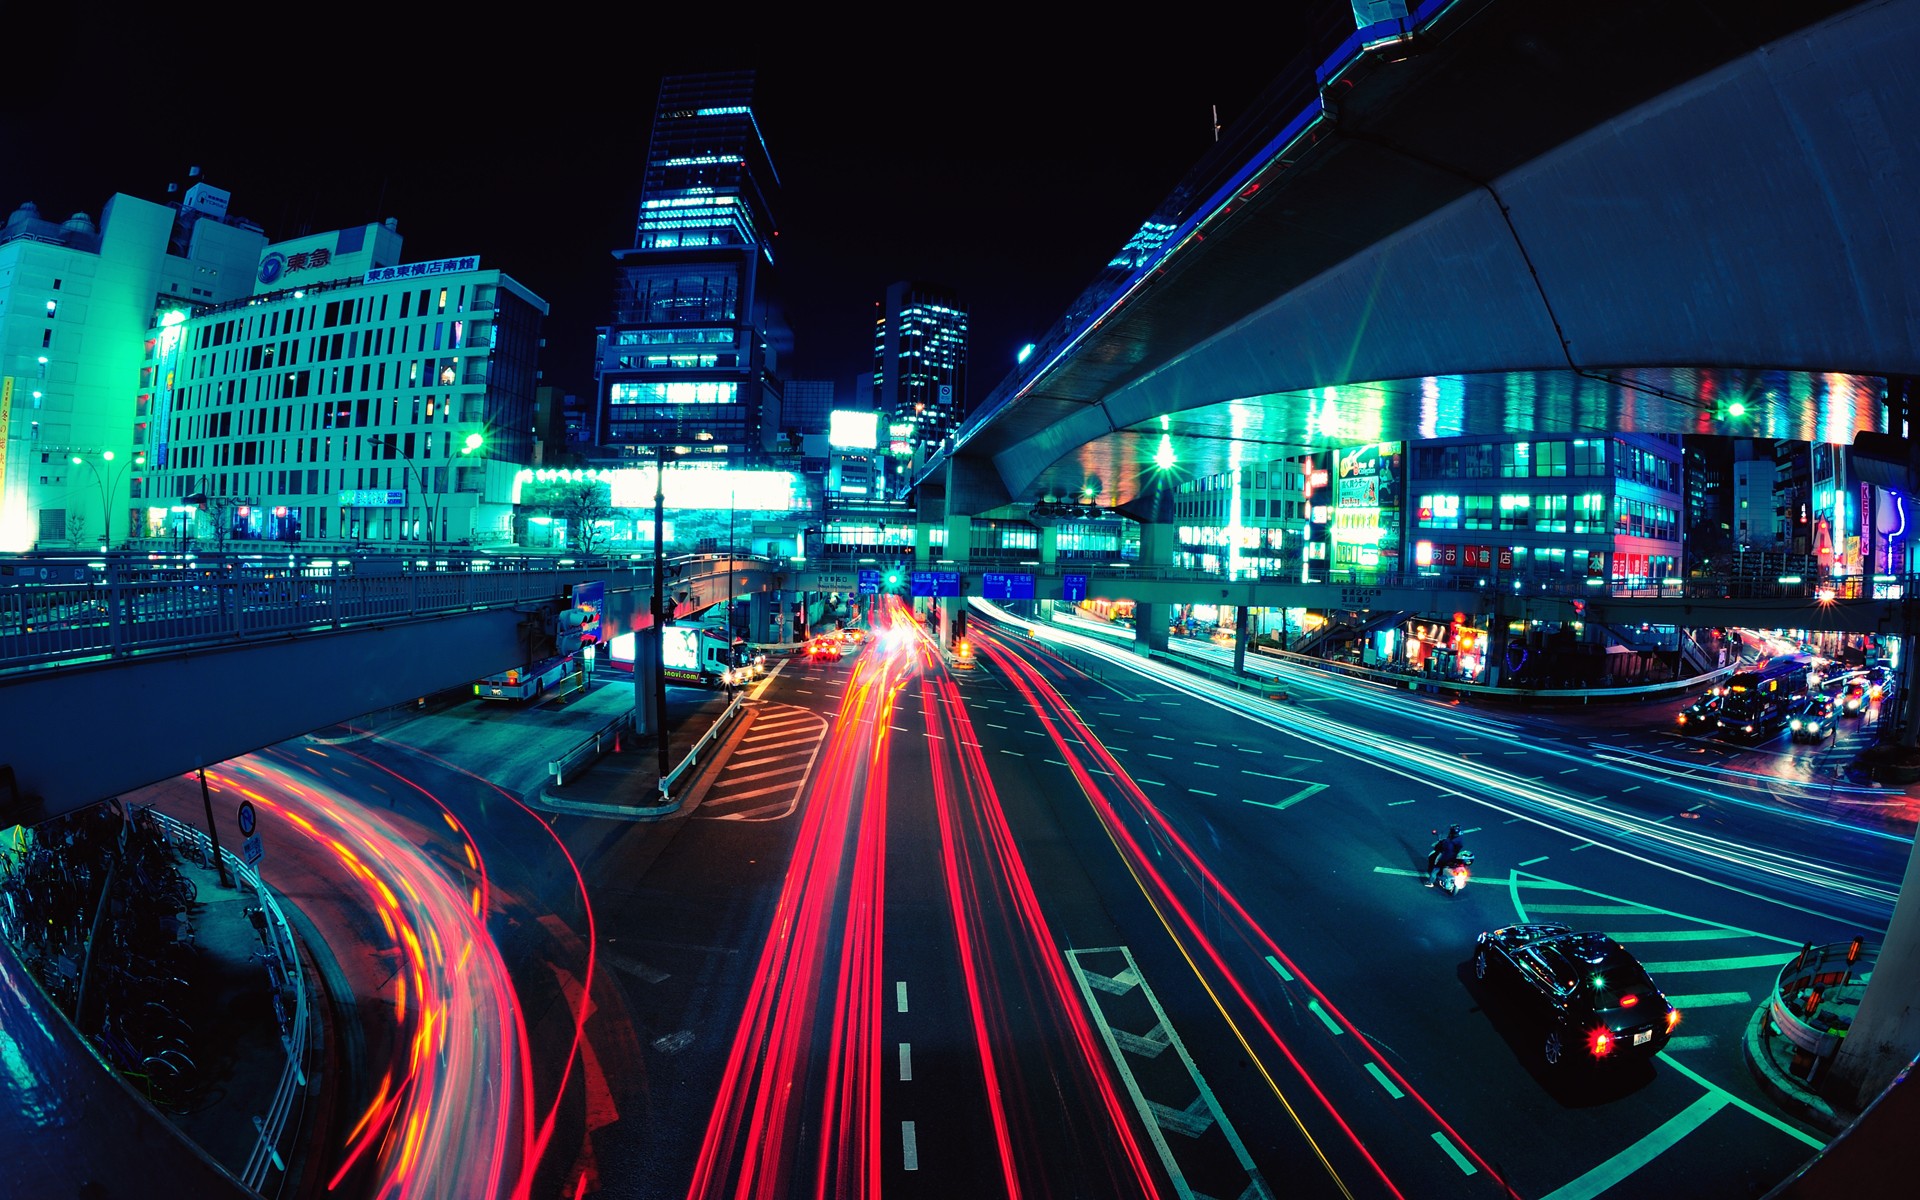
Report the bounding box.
[0,555,786,822]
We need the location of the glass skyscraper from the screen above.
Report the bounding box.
[873,281,967,468]
[596,71,791,465]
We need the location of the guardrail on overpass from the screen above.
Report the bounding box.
[0,554,783,821]
[807,559,1909,634]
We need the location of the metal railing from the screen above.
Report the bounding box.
[548,709,635,788]
[1770,938,1878,1083]
[0,554,774,676]
[146,809,308,1193]
[659,690,748,803]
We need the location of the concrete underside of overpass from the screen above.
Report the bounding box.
[938,0,1917,517]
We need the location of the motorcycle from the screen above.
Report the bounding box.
[1435,849,1475,895]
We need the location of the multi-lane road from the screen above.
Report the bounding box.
[76,598,1912,1199]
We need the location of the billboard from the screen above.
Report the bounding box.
[829,409,880,450]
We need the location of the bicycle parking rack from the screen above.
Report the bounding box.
[148,809,309,1193]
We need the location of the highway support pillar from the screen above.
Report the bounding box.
[937,596,959,650]
[1133,603,1170,656]
[1137,522,1177,568]
[632,631,660,738]
[1829,829,1920,1110]
[1233,606,1249,676]
[748,591,776,644]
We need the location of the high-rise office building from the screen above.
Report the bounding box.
[783,378,835,438]
[595,71,791,466]
[0,182,267,550]
[146,224,548,549]
[1730,438,1779,551]
[873,281,967,469]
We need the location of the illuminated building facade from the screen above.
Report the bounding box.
[597,71,791,466]
[874,281,967,467]
[1407,433,1683,589]
[145,225,548,548]
[1170,457,1310,578]
[0,183,265,550]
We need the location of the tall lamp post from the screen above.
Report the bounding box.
[68,449,145,549]
[653,443,690,783]
[377,432,484,550]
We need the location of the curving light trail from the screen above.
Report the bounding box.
[978,602,1901,924]
[205,756,533,1200]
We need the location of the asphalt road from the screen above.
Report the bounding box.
[94,607,1904,1198]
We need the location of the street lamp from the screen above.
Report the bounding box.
[377,432,485,550]
[68,449,145,549]
[651,443,690,784]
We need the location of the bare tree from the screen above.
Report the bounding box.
[65,511,88,547]
[553,481,615,555]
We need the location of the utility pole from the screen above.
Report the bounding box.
[653,444,671,783]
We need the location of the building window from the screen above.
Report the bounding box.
[1571,438,1605,476]
[1498,493,1531,531]
[1499,442,1532,478]
[1533,494,1568,533]
[1463,495,1494,530]
[1533,441,1566,478]
[1573,493,1607,533]
[1418,493,1460,529]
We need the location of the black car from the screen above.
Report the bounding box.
[1673,693,1721,730]
[1789,695,1838,742]
[1473,924,1679,1069]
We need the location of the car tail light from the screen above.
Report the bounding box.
[1620,994,1639,1008]
[1667,1009,1681,1031]
[1589,1027,1614,1058]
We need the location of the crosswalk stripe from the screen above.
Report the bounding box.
[1664,992,1751,1008]
[1606,929,1751,943]
[1640,953,1788,973]
[1527,904,1651,916]
[742,728,815,743]
[717,763,810,786]
[705,781,807,804]
[728,749,816,770]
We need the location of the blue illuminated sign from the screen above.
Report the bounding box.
[857,568,882,595]
[910,571,960,598]
[981,572,1034,601]
[1063,573,1087,603]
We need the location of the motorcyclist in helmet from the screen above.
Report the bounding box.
[1427,825,1465,887]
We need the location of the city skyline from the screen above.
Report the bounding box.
[4,19,1320,415]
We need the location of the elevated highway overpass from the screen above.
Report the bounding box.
[918,0,1918,516]
[0,555,785,821]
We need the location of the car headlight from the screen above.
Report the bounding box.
[1791,720,1802,730]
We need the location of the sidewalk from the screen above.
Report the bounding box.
[538,687,739,819]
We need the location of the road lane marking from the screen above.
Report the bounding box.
[986,722,1008,729]
[1282,754,1322,762]
[1639,953,1791,973]
[999,749,1024,757]
[1664,992,1752,1008]
[902,1121,918,1170]
[1606,929,1750,943]
[1148,752,1173,759]
[1432,1131,1478,1176]
[1244,781,1328,811]
[1194,762,1219,769]
[1340,1061,1399,1106]
[1243,769,1285,779]
[1264,955,1294,982]
[1621,785,1642,792]
[1191,789,1217,797]
[1537,1092,1723,1200]
[1662,1035,1717,1052]
[1657,1052,1825,1147]
[1153,734,1176,740]
[1570,842,1598,851]
[897,982,908,1012]
[1527,903,1650,916]
[1388,799,1417,806]
[1687,803,1706,811]
[891,724,910,732]
[1519,856,1550,866]
[721,763,812,786]
[1307,1000,1342,1035]
[1559,768,1581,775]
[729,749,817,770]
[1237,747,1262,754]
[1195,741,1217,747]
[899,1043,913,1081]
[1140,778,1165,787]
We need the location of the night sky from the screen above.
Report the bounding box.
[7,14,1328,411]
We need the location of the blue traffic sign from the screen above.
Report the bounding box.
[981,572,1035,601]
[1063,573,1088,603]
[910,570,961,598]
[857,568,882,595]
